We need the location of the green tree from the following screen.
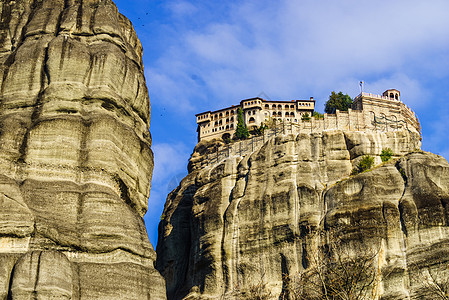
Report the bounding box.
[301,112,311,121]
[234,108,249,140]
[324,91,353,114]
[313,111,324,119]
[352,155,375,175]
[380,148,393,162]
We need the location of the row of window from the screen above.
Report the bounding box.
[203,123,235,134]
[266,112,296,117]
[263,103,311,109]
[243,100,262,106]
[198,110,237,122]
[199,102,313,122]
[205,112,311,130]
[265,104,295,110]
[214,117,235,126]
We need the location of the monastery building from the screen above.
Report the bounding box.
[196,97,315,141]
[196,89,420,142]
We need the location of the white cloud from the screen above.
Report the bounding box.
[148,0,449,117]
[165,1,198,17]
[361,74,426,108]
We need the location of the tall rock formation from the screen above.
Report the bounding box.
[157,130,449,299]
[0,0,165,299]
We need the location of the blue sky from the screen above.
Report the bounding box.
[113,0,449,246]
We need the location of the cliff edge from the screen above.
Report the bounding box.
[0,1,165,299]
[156,130,449,299]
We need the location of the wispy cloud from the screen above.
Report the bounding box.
[147,0,449,115]
[165,1,198,17]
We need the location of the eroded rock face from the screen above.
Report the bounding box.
[157,130,449,299]
[0,1,165,299]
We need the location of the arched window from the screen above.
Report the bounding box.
[272,104,276,109]
[265,104,269,109]
[214,121,218,126]
[226,118,229,123]
[230,117,234,122]
[290,105,295,109]
[226,111,229,116]
[230,124,234,129]
[278,104,282,109]
[278,112,282,116]
[219,120,222,125]
[226,125,229,130]
[395,94,399,100]
[285,105,289,109]
[231,110,235,115]
[291,112,295,117]
[390,93,394,98]
[219,113,223,118]
[249,117,256,124]
[273,112,276,116]
[285,112,289,117]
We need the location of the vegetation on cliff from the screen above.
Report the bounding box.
[324,91,353,113]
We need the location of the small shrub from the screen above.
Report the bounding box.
[352,155,375,175]
[301,112,311,121]
[313,111,324,119]
[380,148,393,162]
[249,124,267,136]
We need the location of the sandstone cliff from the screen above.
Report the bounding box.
[157,130,449,299]
[0,1,165,299]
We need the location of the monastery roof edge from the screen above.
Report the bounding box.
[196,97,316,116]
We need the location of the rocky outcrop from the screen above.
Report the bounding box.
[156,130,449,299]
[0,1,165,299]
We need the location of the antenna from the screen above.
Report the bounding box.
[257,91,272,101]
